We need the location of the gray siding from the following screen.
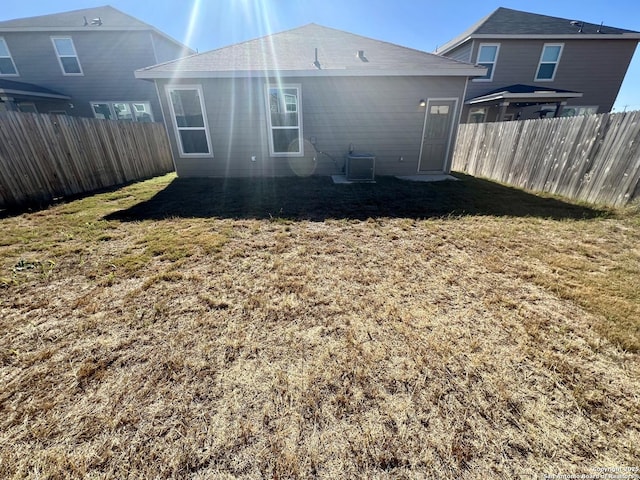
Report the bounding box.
[151,33,190,63]
[442,42,473,63]
[461,38,638,121]
[1,30,182,120]
[157,75,467,177]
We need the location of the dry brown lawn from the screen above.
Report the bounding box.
[1,174,639,479]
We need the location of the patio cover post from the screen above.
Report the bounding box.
[0,96,18,111]
[553,101,567,118]
[497,101,510,121]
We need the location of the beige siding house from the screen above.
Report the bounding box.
[435,8,640,123]
[136,24,485,178]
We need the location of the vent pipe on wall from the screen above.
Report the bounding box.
[313,48,321,69]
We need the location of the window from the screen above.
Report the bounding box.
[90,101,154,122]
[468,107,488,123]
[560,106,598,117]
[166,86,212,156]
[51,37,83,75]
[132,102,154,122]
[18,103,37,113]
[535,44,563,81]
[0,37,18,75]
[475,44,499,81]
[266,85,303,156]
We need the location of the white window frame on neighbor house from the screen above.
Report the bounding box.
[474,43,500,81]
[51,37,83,76]
[560,105,598,117]
[265,84,303,156]
[467,107,488,123]
[0,37,19,76]
[90,101,154,122]
[17,103,37,113]
[165,85,213,157]
[535,43,563,82]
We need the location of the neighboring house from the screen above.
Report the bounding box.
[135,24,485,178]
[0,5,193,121]
[435,7,640,123]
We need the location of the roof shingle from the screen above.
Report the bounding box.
[437,7,640,54]
[136,24,484,78]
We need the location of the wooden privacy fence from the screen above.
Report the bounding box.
[0,111,174,209]
[452,111,640,207]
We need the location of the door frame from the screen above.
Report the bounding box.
[417,97,459,173]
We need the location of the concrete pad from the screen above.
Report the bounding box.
[396,174,459,182]
[331,175,375,184]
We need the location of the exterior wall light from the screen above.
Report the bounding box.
[419,99,426,107]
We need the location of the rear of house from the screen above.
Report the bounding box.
[136,24,485,178]
[435,7,640,123]
[0,6,192,121]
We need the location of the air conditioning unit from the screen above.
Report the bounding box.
[346,153,375,182]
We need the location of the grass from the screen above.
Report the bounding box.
[0,172,638,478]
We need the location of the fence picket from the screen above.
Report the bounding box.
[0,112,173,209]
[452,111,640,207]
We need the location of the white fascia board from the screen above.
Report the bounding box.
[0,88,71,100]
[136,67,486,80]
[0,26,150,32]
[436,32,640,55]
[0,26,195,53]
[436,37,472,55]
[470,33,640,40]
[467,91,583,104]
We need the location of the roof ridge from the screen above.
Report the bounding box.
[0,5,116,26]
[138,22,472,73]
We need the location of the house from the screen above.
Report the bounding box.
[135,24,485,178]
[435,7,640,123]
[0,5,193,121]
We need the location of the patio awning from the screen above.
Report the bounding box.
[0,78,70,101]
[467,84,583,105]
[466,84,583,120]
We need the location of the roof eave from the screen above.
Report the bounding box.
[469,33,640,41]
[0,26,195,54]
[467,91,584,104]
[135,67,486,79]
[437,32,640,55]
[0,88,71,100]
[436,37,472,55]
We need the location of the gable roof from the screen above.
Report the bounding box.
[136,23,485,79]
[437,7,640,54]
[0,5,193,53]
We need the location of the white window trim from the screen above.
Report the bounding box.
[165,85,213,158]
[51,36,83,76]
[467,107,488,123]
[561,105,598,117]
[0,37,19,76]
[90,101,154,122]
[18,103,37,113]
[473,43,500,82]
[535,43,563,82]
[265,83,303,157]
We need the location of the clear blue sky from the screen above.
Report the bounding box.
[2,0,639,111]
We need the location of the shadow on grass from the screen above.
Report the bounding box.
[104,173,606,222]
[0,177,157,220]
